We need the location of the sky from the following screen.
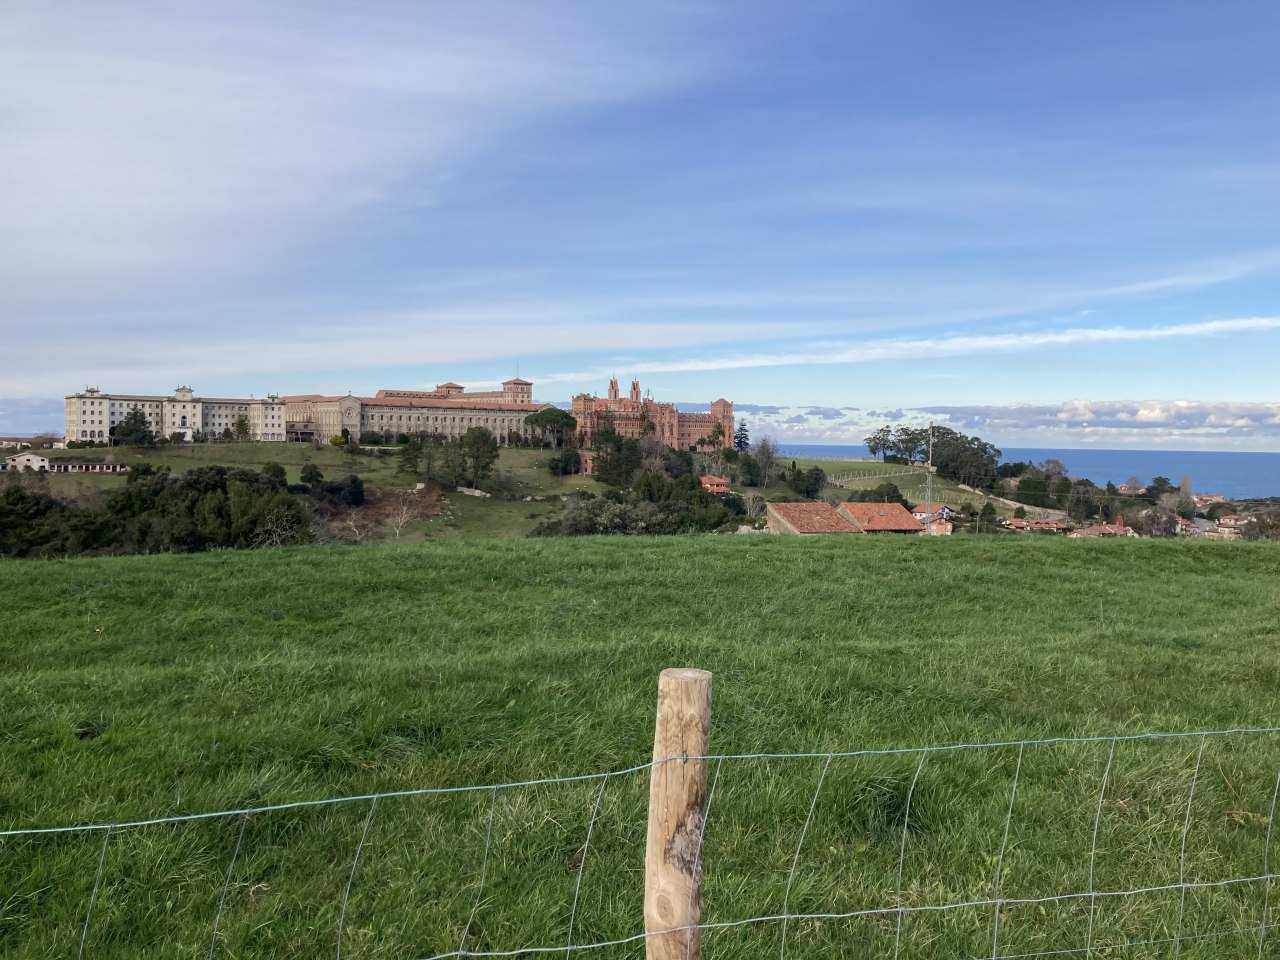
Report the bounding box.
[3,1,1280,450]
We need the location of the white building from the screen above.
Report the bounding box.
[65,386,286,443]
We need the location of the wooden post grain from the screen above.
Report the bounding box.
[644,668,712,960]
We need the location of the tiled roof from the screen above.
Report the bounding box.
[768,501,859,534]
[838,502,925,532]
[358,396,544,411]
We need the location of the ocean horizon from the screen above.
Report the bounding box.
[777,444,1280,500]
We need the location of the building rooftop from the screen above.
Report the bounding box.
[838,502,925,532]
[768,501,859,534]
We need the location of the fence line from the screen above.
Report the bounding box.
[6,676,1280,959]
[5,725,1279,838]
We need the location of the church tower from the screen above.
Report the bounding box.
[629,379,641,402]
[608,377,620,401]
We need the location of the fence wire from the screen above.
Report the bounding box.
[4,726,1279,959]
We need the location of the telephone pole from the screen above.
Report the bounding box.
[925,420,934,514]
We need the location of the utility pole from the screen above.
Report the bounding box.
[925,420,934,515]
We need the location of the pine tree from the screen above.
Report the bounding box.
[113,406,156,447]
[733,419,750,452]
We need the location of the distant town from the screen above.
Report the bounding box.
[1,374,1276,551]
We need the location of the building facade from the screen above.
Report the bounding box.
[65,386,286,442]
[282,379,550,444]
[571,378,733,452]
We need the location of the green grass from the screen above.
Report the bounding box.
[770,456,1012,513]
[1,537,1278,957]
[46,441,410,489]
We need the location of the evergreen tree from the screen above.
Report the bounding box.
[459,427,499,487]
[733,420,750,452]
[112,406,156,447]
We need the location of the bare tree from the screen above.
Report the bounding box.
[387,489,422,540]
[343,509,370,543]
[251,508,301,548]
[754,435,778,486]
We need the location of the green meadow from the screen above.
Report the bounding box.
[2,537,1278,957]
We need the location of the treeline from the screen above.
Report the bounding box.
[0,464,366,558]
[864,424,1001,489]
[391,428,501,489]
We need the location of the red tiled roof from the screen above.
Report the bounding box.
[358,396,544,411]
[503,377,533,385]
[838,502,925,532]
[768,502,859,534]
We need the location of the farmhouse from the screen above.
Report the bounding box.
[766,502,859,535]
[1067,517,1137,538]
[910,503,954,536]
[2,453,50,472]
[836,502,925,534]
[2,453,130,474]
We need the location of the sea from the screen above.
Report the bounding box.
[777,445,1280,500]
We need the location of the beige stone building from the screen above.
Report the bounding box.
[65,386,286,442]
[282,379,550,444]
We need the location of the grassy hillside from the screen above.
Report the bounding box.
[2,538,1278,957]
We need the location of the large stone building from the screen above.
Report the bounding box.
[65,386,286,442]
[571,378,733,452]
[282,379,549,443]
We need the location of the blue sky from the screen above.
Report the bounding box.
[3,2,1280,449]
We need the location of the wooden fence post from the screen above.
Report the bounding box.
[644,667,712,960]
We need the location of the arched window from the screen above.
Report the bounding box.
[80,430,87,438]
[97,430,105,438]
[180,415,188,427]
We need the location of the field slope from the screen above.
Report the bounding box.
[2,538,1278,958]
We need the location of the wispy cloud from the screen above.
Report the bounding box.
[0,4,714,306]
[535,316,1280,381]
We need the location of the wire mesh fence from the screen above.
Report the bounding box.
[3,728,1279,958]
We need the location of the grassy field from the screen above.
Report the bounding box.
[2,537,1278,957]
[766,454,1010,512]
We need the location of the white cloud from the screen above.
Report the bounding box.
[533,315,1280,381]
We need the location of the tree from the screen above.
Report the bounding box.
[387,489,423,539]
[977,502,998,533]
[863,426,893,460]
[261,462,287,487]
[460,427,499,488]
[524,408,577,448]
[889,426,928,462]
[232,414,251,442]
[696,421,725,451]
[300,463,324,486]
[786,465,826,498]
[398,436,423,476]
[113,406,156,447]
[733,420,750,452]
[753,435,778,486]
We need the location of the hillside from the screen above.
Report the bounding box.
[2,537,1278,957]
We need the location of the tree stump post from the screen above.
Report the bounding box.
[644,668,712,960]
